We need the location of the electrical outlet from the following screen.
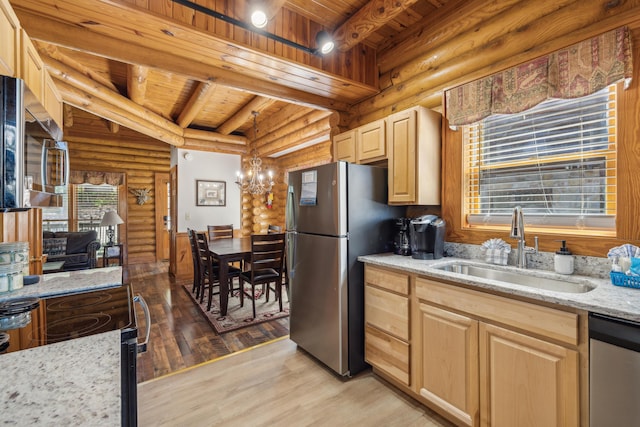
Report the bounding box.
[185,212,190,220]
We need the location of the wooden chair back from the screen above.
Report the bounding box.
[248,233,285,282]
[208,224,233,240]
[267,224,282,234]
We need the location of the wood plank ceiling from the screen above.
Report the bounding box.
[9,0,452,156]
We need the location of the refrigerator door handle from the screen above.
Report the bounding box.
[286,184,296,231]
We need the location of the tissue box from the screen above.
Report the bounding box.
[484,248,509,265]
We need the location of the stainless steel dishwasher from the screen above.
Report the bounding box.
[589,313,640,427]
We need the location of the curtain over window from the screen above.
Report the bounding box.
[446,27,632,127]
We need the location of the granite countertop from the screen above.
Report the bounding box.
[359,253,640,322]
[0,330,121,426]
[0,267,123,302]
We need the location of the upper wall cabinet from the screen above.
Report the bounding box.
[357,119,386,163]
[333,129,357,163]
[0,0,20,77]
[387,107,441,205]
[20,30,45,109]
[43,72,63,129]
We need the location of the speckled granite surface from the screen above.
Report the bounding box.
[0,330,121,426]
[359,252,640,323]
[0,267,123,302]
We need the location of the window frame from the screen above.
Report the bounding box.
[461,84,618,236]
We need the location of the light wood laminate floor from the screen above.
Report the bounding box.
[138,337,454,427]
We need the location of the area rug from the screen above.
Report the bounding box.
[182,282,289,334]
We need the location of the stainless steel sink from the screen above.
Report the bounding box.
[434,263,595,293]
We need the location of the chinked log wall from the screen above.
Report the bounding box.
[342,0,640,256]
[65,109,171,265]
[239,108,337,236]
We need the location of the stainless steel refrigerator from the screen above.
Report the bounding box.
[286,161,404,376]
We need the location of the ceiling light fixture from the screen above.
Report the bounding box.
[235,111,274,195]
[250,9,268,28]
[316,31,335,55]
[170,0,333,56]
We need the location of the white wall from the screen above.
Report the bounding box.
[173,148,241,233]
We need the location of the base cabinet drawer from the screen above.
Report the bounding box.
[365,325,410,386]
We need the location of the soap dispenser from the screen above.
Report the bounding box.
[554,240,574,275]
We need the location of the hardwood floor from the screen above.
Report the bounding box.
[127,262,289,383]
[138,338,455,427]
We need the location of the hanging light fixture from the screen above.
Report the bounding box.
[235,111,274,195]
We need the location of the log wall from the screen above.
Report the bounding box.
[345,0,640,128]
[64,109,171,265]
[353,0,640,257]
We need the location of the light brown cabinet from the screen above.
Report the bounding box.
[387,106,441,205]
[0,0,20,77]
[43,72,63,128]
[362,261,586,427]
[364,265,410,386]
[414,276,581,427]
[333,130,357,163]
[20,30,45,106]
[417,302,479,427]
[356,119,386,163]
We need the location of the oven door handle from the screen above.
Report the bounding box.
[134,294,151,353]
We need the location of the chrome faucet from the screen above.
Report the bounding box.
[509,206,538,268]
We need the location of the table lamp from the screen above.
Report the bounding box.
[100,210,124,246]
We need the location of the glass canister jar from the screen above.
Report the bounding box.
[0,262,24,293]
[0,242,30,275]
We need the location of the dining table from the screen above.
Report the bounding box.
[207,236,251,316]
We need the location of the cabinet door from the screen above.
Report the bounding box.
[387,109,416,203]
[333,130,357,162]
[418,302,479,427]
[21,30,44,105]
[479,323,579,427]
[357,119,386,163]
[43,72,63,129]
[0,0,20,77]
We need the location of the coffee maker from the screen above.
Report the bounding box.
[410,215,445,260]
[393,218,412,256]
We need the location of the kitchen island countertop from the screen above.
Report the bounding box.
[0,267,123,302]
[0,330,121,425]
[359,253,640,322]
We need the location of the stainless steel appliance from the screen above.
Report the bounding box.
[410,214,445,260]
[0,76,66,210]
[286,161,403,376]
[2,285,150,426]
[589,312,640,427]
[393,217,412,256]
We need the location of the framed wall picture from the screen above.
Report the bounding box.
[196,180,226,206]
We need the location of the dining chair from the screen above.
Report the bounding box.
[267,224,282,234]
[187,228,202,298]
[238,233,286,319]
[207,224,233,240]
[193,231,220,307]
[197,231,243,310]
[266,224,287,302]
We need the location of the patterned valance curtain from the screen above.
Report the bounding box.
[445,26,633,126]
[70,170,125,186]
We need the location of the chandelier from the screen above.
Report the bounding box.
[235,111,274,195]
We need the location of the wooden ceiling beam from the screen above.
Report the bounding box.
[176,82,217,128]
[183,128,248,155]
[128,65,149,106]
[57,80,185,146]
[332,0,419,52]
[34,42,119,92]
[257,115,337,157]
[216,96,277,135]
[12,2,361,112]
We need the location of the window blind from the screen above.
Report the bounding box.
[75,184,119,235]
[464,85,616,229]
